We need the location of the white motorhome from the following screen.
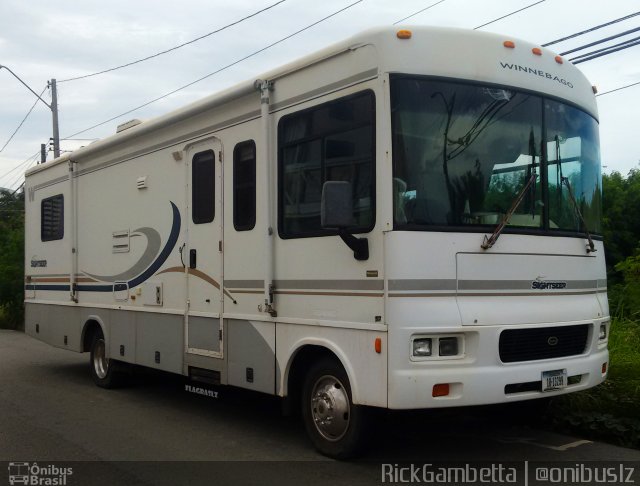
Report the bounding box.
[24,26,609,458]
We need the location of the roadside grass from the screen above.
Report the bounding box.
[545,317,640,448]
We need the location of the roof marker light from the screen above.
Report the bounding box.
[555,55,563,64]
[397,30,412,39]
[503,40,515,48]
[532,47,542,56]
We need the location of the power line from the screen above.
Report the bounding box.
[64,0,363,139]
[11,181,26,195]
[8,157,37,187]
[474,0,546,30]
[0,151,39,182]
[0,86,47,154]
[569,34,640,61]
[393,0,447,25]
[596,80,640,97]
[5,156,38,191]
[59,0,288,83]
[572,38,640,64]
[543,11,640,47]
[560,26,640,56]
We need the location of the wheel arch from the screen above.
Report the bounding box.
[81,315,107,353]
[283,339,360,405]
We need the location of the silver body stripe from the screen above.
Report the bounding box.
[274,279,384,291]
[458,279,598,291]
[224,280,265,289]
[389,279,456,291]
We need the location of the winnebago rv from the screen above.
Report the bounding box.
[24,26,609,458]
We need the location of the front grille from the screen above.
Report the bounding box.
[499,324,590,363]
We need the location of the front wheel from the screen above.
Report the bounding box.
[301,358,369,459]
[89,328,126,388]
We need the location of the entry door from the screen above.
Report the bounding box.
[185,138,224,357]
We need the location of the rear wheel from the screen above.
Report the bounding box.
[301,357,369,459]
[89,328,126,388]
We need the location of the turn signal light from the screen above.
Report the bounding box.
[432,383,450,397]
[374,337,382,354]
[602,362,607,374]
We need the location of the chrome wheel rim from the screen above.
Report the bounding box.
[310,374,350,441]
[93,338,109,379]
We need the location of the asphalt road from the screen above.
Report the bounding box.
[1,329,638,486]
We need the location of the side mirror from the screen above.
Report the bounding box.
[321,181,354,229]
[321,181,369,261]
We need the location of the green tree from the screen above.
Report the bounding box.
[602,168,640,275]
[0,189,25,329]
[613,251,640,319]
[602,167,640,318]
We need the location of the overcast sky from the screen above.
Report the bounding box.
[1,0,638,189]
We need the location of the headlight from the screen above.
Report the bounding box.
[599,323,607,340]
[412,338,432,357]
[439,337,459,356]
[411,334,465,360]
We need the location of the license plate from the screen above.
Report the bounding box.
[542,369,567,392]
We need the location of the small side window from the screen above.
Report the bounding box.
[41,194,64,242]
[233,140,256,231]
[192,150,215,224]
[278,90,376,238]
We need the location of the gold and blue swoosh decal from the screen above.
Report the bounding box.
[26,202,181,293]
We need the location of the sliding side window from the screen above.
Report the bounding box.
[233,140,256,231]
[278,90,375,238]
[41,194,64,241]
[192,150,215,224]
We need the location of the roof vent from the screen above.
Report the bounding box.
[116,119,143,133]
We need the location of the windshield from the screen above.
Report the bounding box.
[391,76,602,235]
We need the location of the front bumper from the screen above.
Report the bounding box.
[387,321,609,409]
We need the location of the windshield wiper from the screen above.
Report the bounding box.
[561,176,596,253]
[481,171,537,250]
[554,135,596,254]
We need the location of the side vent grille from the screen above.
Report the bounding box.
[112,230,130,253]
[137,176,148,189]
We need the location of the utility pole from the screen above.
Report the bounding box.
[0,65,61,160]
[49,79,60,159]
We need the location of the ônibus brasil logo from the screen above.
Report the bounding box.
[8,462,73,485]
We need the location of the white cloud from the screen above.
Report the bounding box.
[1,0,639,188]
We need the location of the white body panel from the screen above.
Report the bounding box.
[24,26,607,410]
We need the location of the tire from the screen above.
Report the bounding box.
[301,357,370,459]
[89,328,126,388]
